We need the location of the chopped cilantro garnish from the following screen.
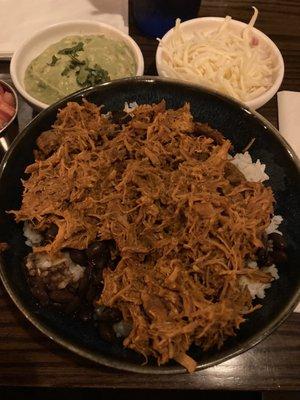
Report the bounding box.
[76,64,110,87]
[57,41,110,85]
[69,56,86,69]
[58,42,84,57]
[47,55,60,66]
[61,66,70,76]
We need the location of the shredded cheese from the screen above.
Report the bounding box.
[158,7,276,102]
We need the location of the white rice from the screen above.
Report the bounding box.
[23,223,84,290]
[113,320,132,338]
[266,215,283,235]
[26,251,84,290]
[240,263,279,299]
[23,222,43,247]
[232,152,282,299]
[231,151,269,183]
[123,101,138,113]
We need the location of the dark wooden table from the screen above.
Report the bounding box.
[0,0,299,391]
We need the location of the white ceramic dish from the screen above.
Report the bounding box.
[0,79,18,135]
[156,17,284,110]
[10,20,144,110]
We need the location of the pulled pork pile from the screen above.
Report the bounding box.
[13,100,275,372]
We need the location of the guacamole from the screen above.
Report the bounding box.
[24,35,137,105]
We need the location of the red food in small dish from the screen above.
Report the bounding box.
[0,83,16,130]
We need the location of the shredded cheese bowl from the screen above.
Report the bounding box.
[156,11,284,110]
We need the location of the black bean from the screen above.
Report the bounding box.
[106,131,119,140]
[44,224,58,241]
[92,264,105,284]
[107,239,118,250]
[86,285,97,304]
[95,135,103,146]
[271,250,288,264]
[86,283,103,304]
[31,284,49,306]
[95,306,122,322]
[217,187,225,196]
[67,285,77,294]
[257,248,269,267]
[77,273,90,296]
[52,302,63,309]
[49,289,76,303]
[268,233,287,251]
[95,257,107,270]
[86,241,108,261]
[78,306,93,322]
[98,322,117,343]
[171,159,181,169]
[69,248,87,266]
[63,296,81,314]
[265,253,274,266]
[108,256,121,271]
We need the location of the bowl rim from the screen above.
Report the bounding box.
[10,19,145,110]
[156,16,285,110]
[0,76,299,374]
[0,79,19,135]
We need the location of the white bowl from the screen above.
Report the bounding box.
[10,20,144,110]
[156,17,284,110]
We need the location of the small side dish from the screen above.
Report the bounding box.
[0,81,17,131]
[10,21,144,109]
[156,8,284,109]
[24,35,137,105]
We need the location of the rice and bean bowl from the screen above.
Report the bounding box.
[9,100,287,373]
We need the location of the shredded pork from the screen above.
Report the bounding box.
[13,100,275,372]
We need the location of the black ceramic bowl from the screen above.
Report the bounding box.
[0,77,299,374]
